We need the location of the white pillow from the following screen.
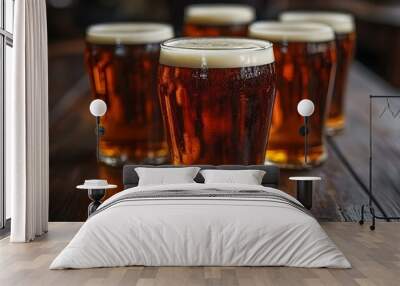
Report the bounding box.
[200,169,266,185]
[135,167,201,186]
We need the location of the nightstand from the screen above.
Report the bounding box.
[289,177,321,210]
[77,180,117,217]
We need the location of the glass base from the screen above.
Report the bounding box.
[327,116,345,136]
[98,140,170,166]
[266,148,327,170]
[99,154,169,167]
[327,126,345,136]
[99,147,169,167]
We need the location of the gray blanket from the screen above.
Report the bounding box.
[91,189,310,218]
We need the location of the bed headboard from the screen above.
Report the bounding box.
[123,165,280,189]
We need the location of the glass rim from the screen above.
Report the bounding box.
[249,21,335,42]
[280,11,354,23]
[279,11,355,34]
[184,4,255,25]
[86,22,174,44]
[160,37,273,52]
[159,37,275,69]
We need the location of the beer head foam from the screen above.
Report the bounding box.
[184,4,255,25]
[160,37,274,69]
[249,21,334,43]
[86,23,174,44]
[280,12,355,34]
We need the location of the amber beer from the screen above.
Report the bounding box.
[249,22,336,168]
[280,12,356,134]
[183,4,255,37]
[158,38,276,164]
[85,23,173,166]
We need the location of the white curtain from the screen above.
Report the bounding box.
[7,0,49,242]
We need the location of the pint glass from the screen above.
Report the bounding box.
[183,4,255,37]
[85,23,173,166]
[249,22,336,168]
[158,38,276,164]
[280,12,356,134]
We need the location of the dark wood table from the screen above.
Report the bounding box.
[49,41,400,222]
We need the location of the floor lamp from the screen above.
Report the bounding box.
[79,99,110,217]
[89,99,107,163]
[297,99,315,165]
[290,99,320,210]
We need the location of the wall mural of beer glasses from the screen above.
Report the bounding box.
[82,20,347,169]
[49,0,400,224]
[80,7,358,170]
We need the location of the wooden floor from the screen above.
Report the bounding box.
[0,222,399,286]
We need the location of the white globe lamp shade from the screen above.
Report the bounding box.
[90,99,107,117]
[297,99,315,117]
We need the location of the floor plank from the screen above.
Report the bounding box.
[1,222,399,286]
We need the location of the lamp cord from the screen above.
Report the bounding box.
[96,116,100,163]
[304,116,308,165]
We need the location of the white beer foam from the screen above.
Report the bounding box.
[280,12,355,34]
[184,4,255,25]
[160,37,274,68]
[86,23,174,44]
[249,21,335,42]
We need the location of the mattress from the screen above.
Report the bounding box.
[50,183,350,269]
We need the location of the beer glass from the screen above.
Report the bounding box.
[158,38,276,164]
[85,23,173,166]
[183,4,255,37]
[249,22,336,168]
[280,12,356,134]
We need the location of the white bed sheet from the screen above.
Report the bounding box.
[50,183,350,269]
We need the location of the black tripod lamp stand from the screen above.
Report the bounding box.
[359,95,400,230]
[89,99,107,163]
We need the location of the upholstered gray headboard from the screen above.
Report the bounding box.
[123,165,280,189]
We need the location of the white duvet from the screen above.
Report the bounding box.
[50,183,350,269]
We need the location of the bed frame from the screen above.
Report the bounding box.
[123,165,280,189]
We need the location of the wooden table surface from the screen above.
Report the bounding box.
[49,41,400,222]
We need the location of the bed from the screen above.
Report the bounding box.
[50,165,350,269]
